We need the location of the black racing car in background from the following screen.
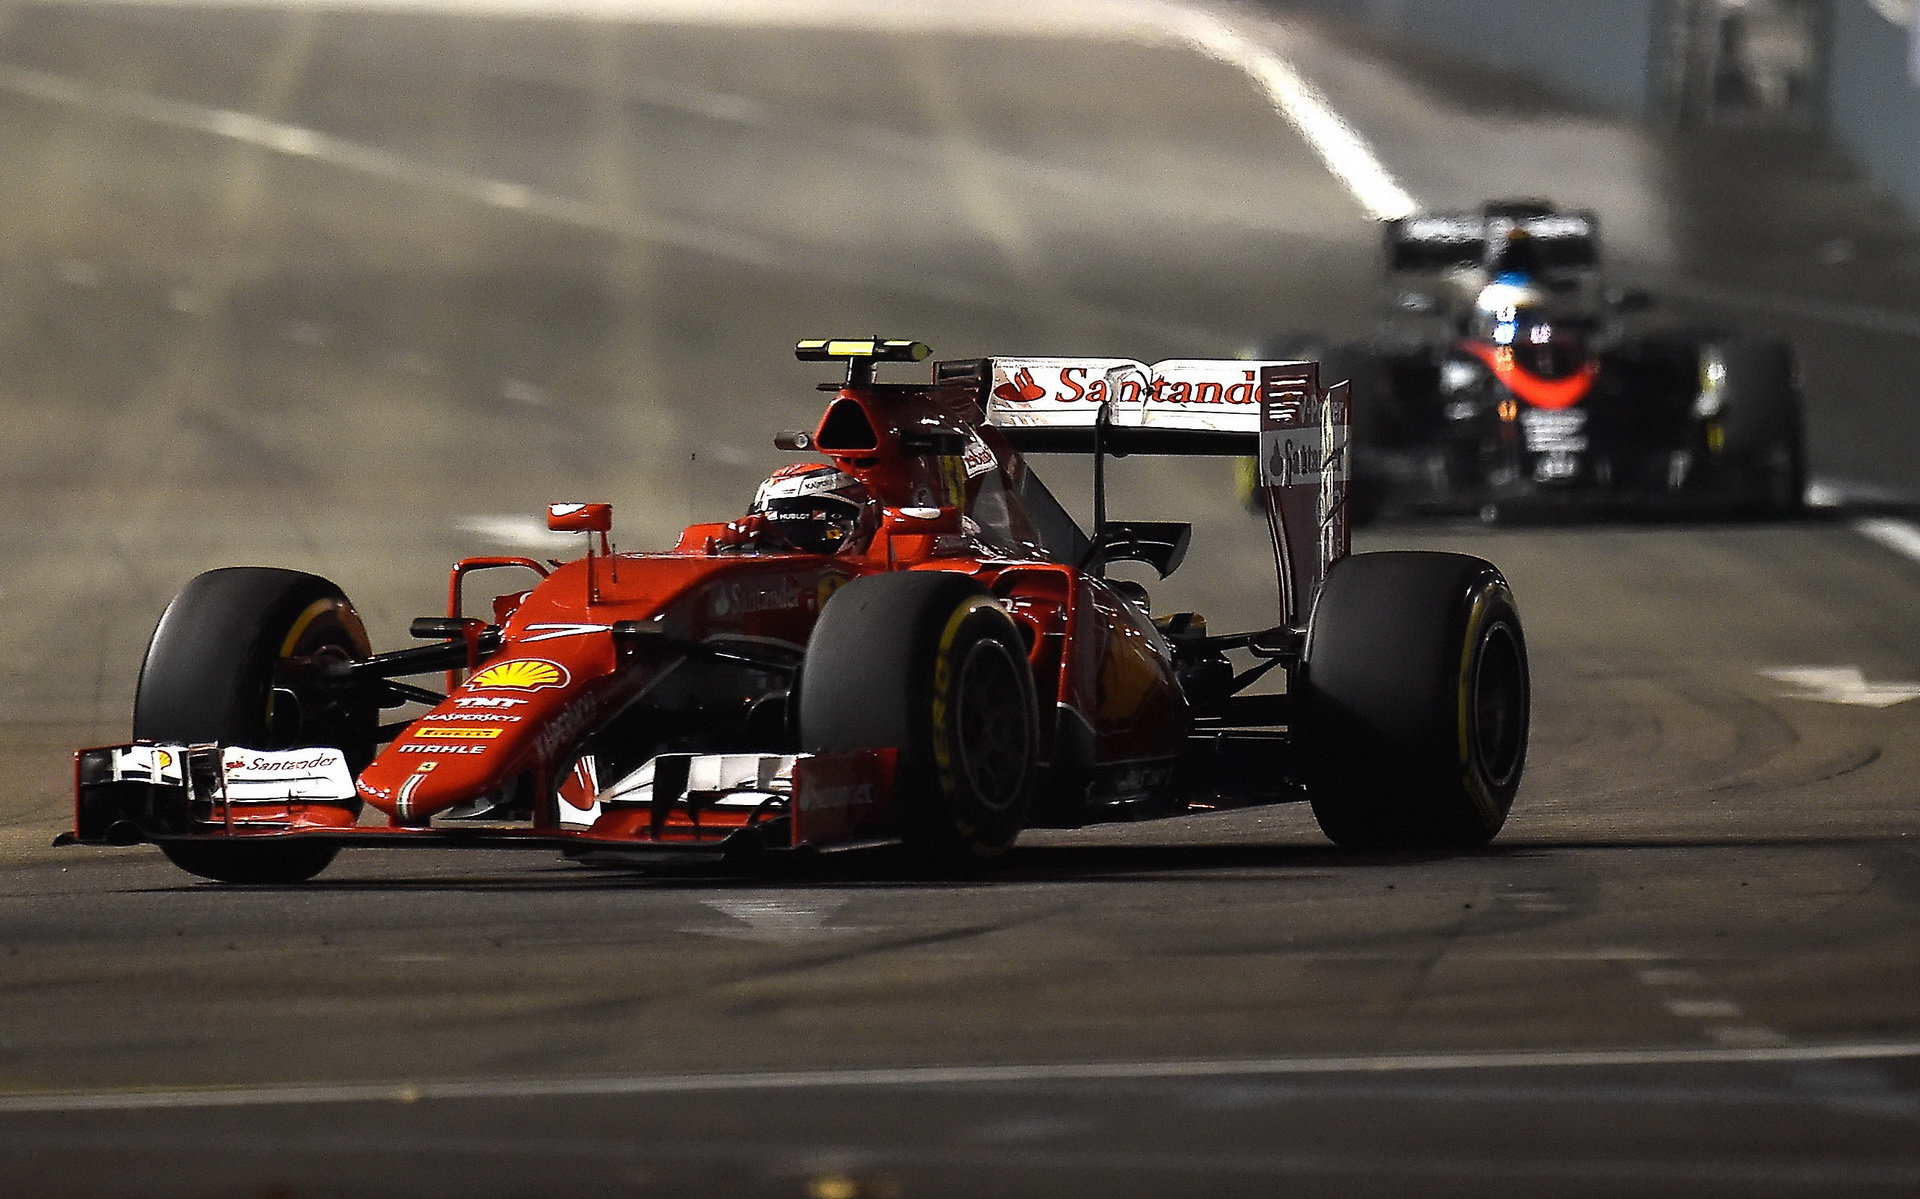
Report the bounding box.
[1269,200,1807,521]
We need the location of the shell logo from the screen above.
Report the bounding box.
[466,659,570,692]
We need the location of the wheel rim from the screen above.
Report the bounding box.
[271,628,372,768]
[952,637,1032,812]
[1470,619,1527,790]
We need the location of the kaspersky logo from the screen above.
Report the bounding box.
[466,659,570,691]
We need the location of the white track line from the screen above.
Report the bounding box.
[0,0,1426,341]
[0,58,1225,340]
[1165,9,1416,220]
[1855,516,1920,564]
[1807,485,1920,571]
[43,0,1423,225]
[3,1041,1918,1114]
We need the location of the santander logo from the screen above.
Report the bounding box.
[991,362,1267,407]
[224,753,335,774]
[992,367,1045,404]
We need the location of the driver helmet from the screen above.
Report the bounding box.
[1500,309,1591,380]
[747,463,874,554]
[1471,284,1589,379]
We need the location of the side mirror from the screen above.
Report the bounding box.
[883,506,961,535]
[1605,286,1654,313]
[1088,521,1191,579]
[548,503,612,533]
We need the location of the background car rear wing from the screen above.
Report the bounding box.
[941,356,1350,630]
[1385,210,1600,274]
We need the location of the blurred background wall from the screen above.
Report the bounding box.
[1829,0,1920,220]
[1276,0,1663,113]
[1271,0,1920,222]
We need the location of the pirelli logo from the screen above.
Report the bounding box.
[413,727,504,740]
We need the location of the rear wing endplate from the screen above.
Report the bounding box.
[945,356,1349,628]
[1251,363,1352,628]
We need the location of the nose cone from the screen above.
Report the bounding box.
[355,650,603,824]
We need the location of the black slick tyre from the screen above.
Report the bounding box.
[799,571,1038,864]
[134,567,375,883]
[1713,338,1805,515]
[1298,551,1529,850]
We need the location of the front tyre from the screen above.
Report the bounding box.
[1299,552,1529,850]
[799,571,1038,864]
[134,567,375,883]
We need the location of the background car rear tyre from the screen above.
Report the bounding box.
[1713,337,1806,515]
[800,571,1038,865]
[134,567,375,883]
[1299,551,1529,850]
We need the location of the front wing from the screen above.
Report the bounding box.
[62,742,901,857]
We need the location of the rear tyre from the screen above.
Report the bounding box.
[1713,338,1805,515]
[134,567,375,883]
[799,572,1037,864]
[1298,552,1529,850]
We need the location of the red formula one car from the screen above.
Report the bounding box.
[64,339,1530,882]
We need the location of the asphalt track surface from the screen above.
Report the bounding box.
[2,2,1919,1195]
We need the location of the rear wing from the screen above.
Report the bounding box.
[1385,210,1600,274]
[940,356,1349,629]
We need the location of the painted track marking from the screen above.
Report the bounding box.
[3,1040,1919,1114]
[1760,665,1920,708]
[1856,515,1920,564]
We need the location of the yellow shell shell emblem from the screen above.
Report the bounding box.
[466,659,569,691]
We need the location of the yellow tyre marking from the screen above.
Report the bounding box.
[1456,582,1510,824]
[930,596,1001,848]
[272,594,370,748]
[279,597,370,659]
[929,598,985,778]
